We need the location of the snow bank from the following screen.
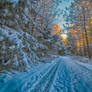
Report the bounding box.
[76,61,92,71]
[61,56,92,71]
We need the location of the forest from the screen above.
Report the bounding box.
[0,0,92,92]
[64,0,92,59]
[0,0,66,71]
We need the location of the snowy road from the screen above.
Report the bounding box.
[0,57,92,92]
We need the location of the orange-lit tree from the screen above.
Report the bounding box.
[65,0,92,58]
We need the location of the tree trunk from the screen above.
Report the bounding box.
[83,9,91,59]
[81,29,86,56]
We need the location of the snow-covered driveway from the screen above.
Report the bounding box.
[0,57,92,92]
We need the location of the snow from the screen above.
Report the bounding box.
[13,55,19,66]
[0,26,43,69]
[0,26,23,48]
[0,56,92,92]
[9,45,15,49]
[76,60,92,71]
[7,0,19,3]
[66,56,92,71]
[0,36,4,41]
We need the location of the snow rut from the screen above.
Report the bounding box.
[64,60,92,92]
[0,62,56,92]
[29,62,59,92]
[50,58,92,92]
[52,61,72,92]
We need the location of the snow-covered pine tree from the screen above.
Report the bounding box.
[0,0,65,71]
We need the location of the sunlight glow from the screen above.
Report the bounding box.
[61,34,67,39]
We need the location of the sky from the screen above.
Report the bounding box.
[54,0,72,29]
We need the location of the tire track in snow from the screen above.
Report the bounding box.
[29,62,59,92]
[64,60,92,92]
[19,59,59,92]
[52,60,72,92]
[42,62,59,92]
[51,58,92,92]
[0,62,56,92]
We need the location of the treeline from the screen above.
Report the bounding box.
[64,0,92,58]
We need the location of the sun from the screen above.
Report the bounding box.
[61,34,67,39]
